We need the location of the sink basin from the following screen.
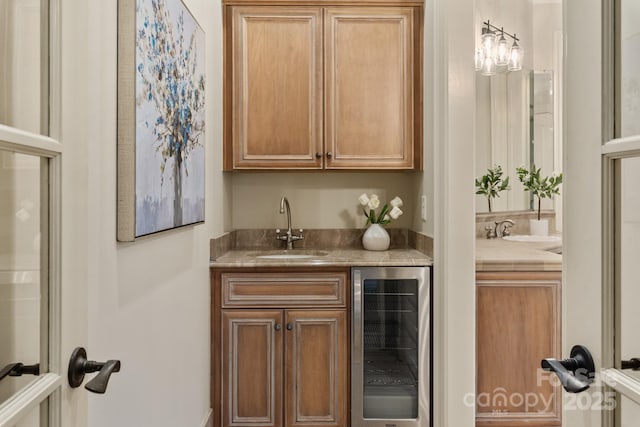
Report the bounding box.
[254,250,329,260]
[502,235,561,243]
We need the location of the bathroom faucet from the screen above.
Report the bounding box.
[275,196,304,250]
[485,219,515,239]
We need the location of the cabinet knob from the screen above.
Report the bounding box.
[315,152,322,159]
[286,323,293,331]
[275,324,282,331]
[326,152,333,158]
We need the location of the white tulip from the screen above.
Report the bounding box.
[368,196,380,210]
[358,193,370,206]
[389,206,403,219]
[383,214,391,222]
[390,196,403,208]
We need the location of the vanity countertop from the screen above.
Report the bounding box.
[476,236,562,272]
[210,248,432,268]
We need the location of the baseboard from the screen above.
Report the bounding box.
[199,408,213,427]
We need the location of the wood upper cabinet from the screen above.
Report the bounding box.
[223,2,423,170]
[476,271,562,427]
[324,7,415,169]
[229,6,323,169]
[222,310,284,427]
[285,310,347,427]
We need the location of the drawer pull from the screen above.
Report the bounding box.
[286,323,293,331]
[275,323,282,331]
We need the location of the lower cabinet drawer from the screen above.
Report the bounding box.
[221,272,347,308]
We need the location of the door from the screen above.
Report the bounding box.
[229,6,323,170]
[324,7,414,169]
[555,0,640,426]
[221,310,283,427]
[285,310,347,427]
[0,0,87,425]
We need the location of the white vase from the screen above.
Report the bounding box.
[362,224,391,251]
[529,219,549,236]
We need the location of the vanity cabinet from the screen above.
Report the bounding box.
[223,0,423,171]
[212,269,349,427]
[476,271,562,427]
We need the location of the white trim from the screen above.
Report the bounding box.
[602,135,640,157]
[601,369,640,406]
[48,154,62,427]
[199,408,213,427]
[0,125,62,157]
[0,374,61,427]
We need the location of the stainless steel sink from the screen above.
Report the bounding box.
[253,250,329,260]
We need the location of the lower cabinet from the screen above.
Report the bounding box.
[213,269,349,427]
[476,271,562,427]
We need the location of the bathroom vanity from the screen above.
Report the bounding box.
[475,237,562,427]
[210,241,432,427]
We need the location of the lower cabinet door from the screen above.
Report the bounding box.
[222,310,284,427]
[285,310,347,427]
[476,272,562,427]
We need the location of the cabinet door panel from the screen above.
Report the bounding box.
[222,310,283,427]
[325,8,414,169]
[476,272,561,427]
[232,7,323,169]
[285,310,347,427]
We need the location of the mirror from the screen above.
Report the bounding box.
[475,0,563,215]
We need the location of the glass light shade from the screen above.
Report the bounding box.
[481,55,496,76]
[475,47,484,71]
[481,30,497,59]
[508,41,523,71]
[496,34,510,66]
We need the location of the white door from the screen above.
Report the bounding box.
[556,0,640,426]
[0,0,88,425]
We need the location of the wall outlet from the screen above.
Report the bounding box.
[421,195,427,221]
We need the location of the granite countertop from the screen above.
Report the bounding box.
[476,236,562,272]
[211,248,432,268]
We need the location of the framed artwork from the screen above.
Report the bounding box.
[117,0,205,241]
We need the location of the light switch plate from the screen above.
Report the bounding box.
[421,195,427,221]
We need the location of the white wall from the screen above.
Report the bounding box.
[59,0,228,426]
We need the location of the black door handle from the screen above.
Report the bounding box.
[541,345,595,393]
[0,362,40,381]
[621,358,640,370]
[68,347,121,394]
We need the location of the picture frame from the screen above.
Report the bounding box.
[117,0,205,241]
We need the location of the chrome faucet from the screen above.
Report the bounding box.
[485,219,515,239]
[275,196,304,250]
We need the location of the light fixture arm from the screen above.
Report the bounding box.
[483,20,519,42]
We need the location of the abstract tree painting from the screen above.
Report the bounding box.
[133,0,205,237]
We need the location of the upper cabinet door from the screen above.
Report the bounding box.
[325,7,415,169]
[230,7,323,169]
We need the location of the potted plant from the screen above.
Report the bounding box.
[516,165,563,236]
[358,193,404,251]
[475,165,511,212]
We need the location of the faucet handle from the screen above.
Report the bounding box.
[485,225,497,239]
[290,229,304,241]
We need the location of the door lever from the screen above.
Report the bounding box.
[68,347,121,394]
[0,362,40,382]
[621,358,640,370]
[542,345,595,393]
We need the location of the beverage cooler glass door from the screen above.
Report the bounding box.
[352,267,430,427]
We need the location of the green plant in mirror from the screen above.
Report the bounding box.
[516,165,563,220]
[475,165,511,212]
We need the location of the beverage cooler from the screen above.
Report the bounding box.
[351,267,431,427]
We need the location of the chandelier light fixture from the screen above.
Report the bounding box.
[475,21,523,75]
